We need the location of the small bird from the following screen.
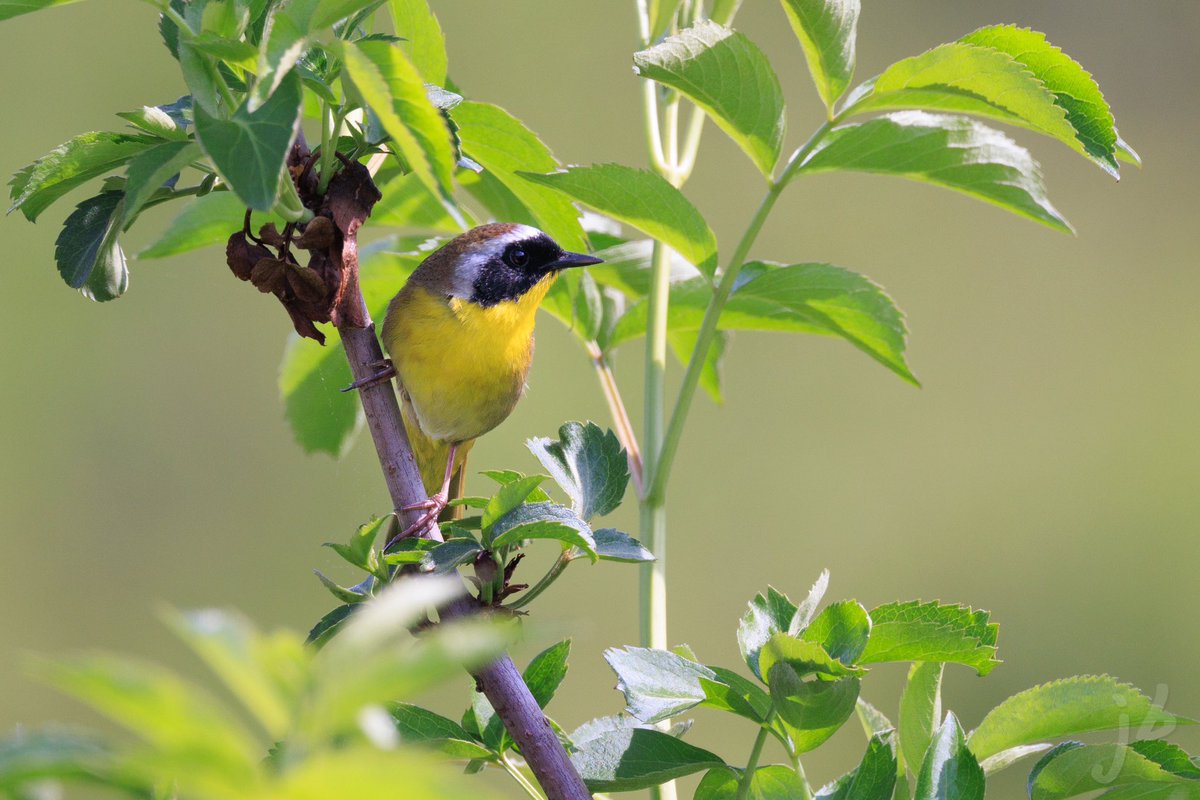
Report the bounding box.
[378,223,602,537]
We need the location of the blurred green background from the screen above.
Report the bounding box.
[1,1,1197,796]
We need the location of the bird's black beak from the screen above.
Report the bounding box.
[547,251,604,271]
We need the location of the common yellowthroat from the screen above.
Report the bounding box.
[379,223,602,535]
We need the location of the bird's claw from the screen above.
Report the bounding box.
[341,359,396,393]
[387,492,449,545]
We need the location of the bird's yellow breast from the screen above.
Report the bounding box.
[381,277,553,446]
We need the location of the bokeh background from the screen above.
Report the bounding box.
[1,1,1197,796]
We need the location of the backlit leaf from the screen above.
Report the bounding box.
[526,421,629,521]
[9,131,152,222]
[779,0,860,113]
[572,726,724,792]
[860,601,999,676]
[913,714,984,800]
[388,0,447,84]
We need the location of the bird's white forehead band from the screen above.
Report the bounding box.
[450,225,545,299]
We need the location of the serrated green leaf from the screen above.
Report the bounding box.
[634,20,784,175]
[968,676,1196,761]
[419,538,482,574]
[279,327,362,457]
[610,261,915,384]
[54,191,128,302]
[342,38,457,203]
[139,191,257,258]
[914,713,984,800]
[1027,742,1198,800]
[388,0,446,84]
[524,640,571,709]
[769,664,861,752]
[793,111,1072,233]
[592,528,654,563]
[9,131,153,222]
[40,655,261,782]
[314,570,369,604]
[372,172,461,231]
[1130,741,1200,781]
[760,633,865,681]
[481,475,548,531]
[860,600,999,676]
[250,3,309,111]
[789,569,831,636]
[779,0,860,114]
[520,163,718,278]
[0,728,114,790]
[390,703,494,760]
[847,41,1116,177]
[899,662,943,781]
[121,141,199,227]
[803,600,871,665]
[488,502,596,558]
[605,646,715,724]
[306,603,357,649]
[818,731,898,800]
[856,698,895,739]
[453,101,586,252]
[571,726,724,792]
[116,104,190,142]
[163,608,304,740]
[480,470,552,501]
[0,0,81,21]
[696,764,810,800]
[324,515,391,572]
[195,71,302,210]
[526,422,629,521]
[961,25,1121,175]
[739,587,798,680]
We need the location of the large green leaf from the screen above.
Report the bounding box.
[1026,742,1199,800]
[388,0,447,84]
[571,726,725,792]
[801,599,871,666]
[0,729,112,790]
[524,640,571,710]
[390,703,494,760]
[899,662,943,780]
[453,101,586,252]
[611,261,915,384]
[341,39,456,201]
[968,676,1196,761]
[913,714,985,800]
[738,586,798,680]
[487,502,596,558]
[0,0,80,22]
[860,601,999,676]
[41,655,261,782]
[961,25,1121,174]
[778,0,860,114]
[140,192,272,259]
[121,140,200,227]
[696,765,810,800]
[794,110,1072,233]
[520,163,717,278]
[9,131,153,222]
[605,646,715,724]
[526,421,629,521]
[164,608,305,740]
[818,732,898,800]
[195,71,302,210]
[847,39,1118,177]
[54,191,128,302]
[250,3,309,111]
[634,20,784,175]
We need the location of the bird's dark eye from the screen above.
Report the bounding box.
[504,246,529,269]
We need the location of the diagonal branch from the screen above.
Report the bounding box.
[331,190,590,800]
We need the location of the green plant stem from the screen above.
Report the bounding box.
[508,552,571,610]
[644,120,835,503]
[736,725,772,800]
[501,754,547,800]
[639,239,672,649]
[793,757,814,800]
[317,103,337,194]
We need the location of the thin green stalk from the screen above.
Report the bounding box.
[508,553,571,610]
[500,754,546,800]
[793,757,814,800]
[640,239,672,650]
[645,119,836,503]
[736,725,772,800]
